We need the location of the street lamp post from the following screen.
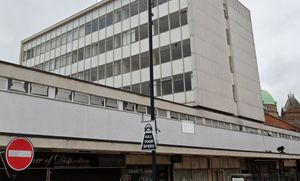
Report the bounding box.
[148,0,158,181]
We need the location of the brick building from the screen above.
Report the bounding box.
[282,93,300,127]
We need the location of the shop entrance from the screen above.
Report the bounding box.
[213,169,224,181]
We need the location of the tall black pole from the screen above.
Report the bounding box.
[148,0,158,181]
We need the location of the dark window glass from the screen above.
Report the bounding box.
[152,19,158,35]
[122,57,130,74]
[99,16,106,30]
[79,25,85,37]
[114,9,122,23]
[73,27,79,40]
[185,72,192,91]
[60,55,66,67]
[171,42,182,60]
[8,79,28,93]
[114,34,121,49]
[67,31,73,43]
[131,27,139,43]
[114,60,121,76]
[61,33,67,45]
[92,42,99,56]
[130,1,138,16]
[141,81,150,96]
[91,67,97,81]
[155,79,161,96]
[106,12,113,27]
[55,57,60,69]
[74,92,89,104]
[162,77,172,95]
[160,45,170,63]
[90,95,105,106]
[158,0,168,5]
[85,21,92,35]
[131,55,140,71]
[132,83,140,94]
[92,18,99,32]
[99,40,105,54]
[183,39,191,57]
[173,74,184,93]
[85,45,91,59]
[159,16,169,33]
[66,53,72,65]
[84,69,91,81]
[55,88,72,101]
[30,83,48,96]
[123,102,135,111]
[106,37,113,51]
[72,50,78,63]
[141,52,149,69]
[153,49,160,65]
[170,12,180,29]
[106,62,113,78]
[78,48,84,61]
[106,98,118,109]
[122,5,130,19]
[180,10,188,26]
[139,0,148,13]
[78,71,84,80]
[139,24,148,40]
[98,65,105,80]
[50,59,55,71]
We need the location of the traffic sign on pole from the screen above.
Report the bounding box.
[141,123,157,151]
[5,137,34,171]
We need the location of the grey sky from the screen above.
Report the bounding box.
[0,0,299,112]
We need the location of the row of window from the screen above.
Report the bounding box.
[23,0,172,61]
[1,76,300,141]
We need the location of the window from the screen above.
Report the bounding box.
[170,12,180,29]
[98,65,105,80]
[106,37,113,51]
[131,28,139,43]
[50,59,55,71]
[158,0,168,5]
[106,62,113,78]
[114,60,121,76]
[50,38,56,49]
[79,25,85,37]
[78,71,84,80]
[173,74,184,93]
[78,48,84,61]
[155,79,161,96]
[74,92,89,104]
[114,34,121,49]
[159,16,169,33]
[131,55,140,71]
[122,57,130,74]
[122,31,131,46]
[160,45,170,63]
[55,36,61,48]
[8,79,28,93]
[153,49,160,65]
[130,1,138,16]
[123,102,134,112]
[122,5,130,20]
[136,104,146,113]
[0,77,6,90]
[180,10,188,26]
[185,72,192,91]
[61,33,67,45]
[73,27,79,40]
[85,45,91,59]
[85,21,92,35]
[99,40,105,54]
[226,29,231,45]
[99,16,106,30]
[91,67,97,81]
[139,24,148,40]
[67,30,73,43]
[141,81,150,96]
[55,57,60,69]
[233,85,237,102]
[92,18,99,33]
[60,55,66,67]
[84,69,90,81]
[114,9,122,23]
[132,83,140,94]
[123,86,131,91]
[46,41,51,51]
[171,42,182,60]
[66,53,72,65]
[44,61,50,71]
[90,95,105,106]
[72,50,78,63]
[183,39,191,57]
[92,42,99,56]
[139,0,148,13]
[106,98,118,109]
[141,52,149,69]
[158,109,167,117]
[40,43,46,54]
[106,12,113,27]
[55,88,72,101]
[152,20,158,35]
[229,56,234,73]
[162,77,172,95]
[170,112,179,119]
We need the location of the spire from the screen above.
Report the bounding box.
[282,93,300,112]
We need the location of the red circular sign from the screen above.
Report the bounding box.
[5,137,34,171]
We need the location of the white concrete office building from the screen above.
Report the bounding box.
[20,0,264,122]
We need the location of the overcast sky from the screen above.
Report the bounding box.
[0,0,299,112]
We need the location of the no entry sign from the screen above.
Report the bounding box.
[5,137,34,171]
